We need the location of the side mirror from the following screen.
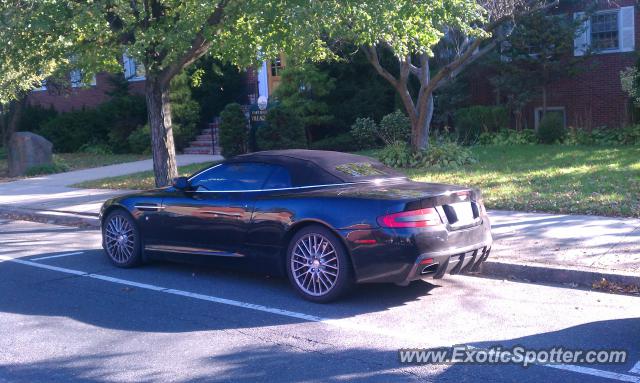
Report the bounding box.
[172,176,191,191]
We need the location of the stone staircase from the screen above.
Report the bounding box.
[184,120,221,155]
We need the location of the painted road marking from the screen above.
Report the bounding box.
[0,254,638,383]
[32,251,84,261]
[630,361,640,375]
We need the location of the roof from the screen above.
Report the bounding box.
[230,149,403,185]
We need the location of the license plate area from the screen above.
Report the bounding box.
[442,202,479,228]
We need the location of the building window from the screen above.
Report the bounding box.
[534,107,566,130]
[575,6,635,55]
[591,11,619,51]
[70,69,97,88]
[123,54,145,81]
[270,57,283,77]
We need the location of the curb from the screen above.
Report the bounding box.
[480,259,640,290]
[0,206,100,229]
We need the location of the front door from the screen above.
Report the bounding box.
[151,162,278,259]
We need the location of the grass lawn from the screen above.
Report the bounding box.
[0,152,149,181]
[72,162,216,190]
[403,145,640,218]
[72,145,639,218]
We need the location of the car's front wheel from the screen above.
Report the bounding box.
[102,210,142,268]
[286,225,353,303]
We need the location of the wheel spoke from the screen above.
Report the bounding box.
[290,233,339,297]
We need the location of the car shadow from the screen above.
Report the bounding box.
[2,318,635,382]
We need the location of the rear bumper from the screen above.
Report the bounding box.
[402,244,492,285]
[341,214,492,284]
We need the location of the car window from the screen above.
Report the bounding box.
[189,163,276,191]
[263,165,292,189]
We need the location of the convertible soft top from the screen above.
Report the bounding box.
[231,149,404,186]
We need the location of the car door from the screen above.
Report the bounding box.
[155,162,276,258]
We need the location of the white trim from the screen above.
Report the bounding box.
[258,61,269,100]
[123,54,146,82]
[620,6,635,52]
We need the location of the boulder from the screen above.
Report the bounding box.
[8,132,53,176]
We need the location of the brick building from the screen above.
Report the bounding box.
[471,1,637,130]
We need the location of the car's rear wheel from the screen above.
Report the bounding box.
[286,225,353,303]
[103,210,142,268]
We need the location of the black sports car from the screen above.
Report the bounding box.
[100,150,492,302]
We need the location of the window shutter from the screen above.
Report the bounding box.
[620,6,635,52]
[123,54,133,79]
[574,12,589,56]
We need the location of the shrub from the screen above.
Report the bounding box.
[378,140,477,169]
[378,142,416,168]
[256,106,306,151]
[455,106,509,144]
[38,108,109,152]
[170,72,201,151]
[102,94,147,153]
[619,124,640,145]
[537,113,566,144]
[127,125,151,154]
[25,162,69,176]
[378,110,411,145]
[19,105,58,133]
[218,103,248,157]
[310,133,359,152]
[421,141,477,168]
[478,129,537,145]
[350,117,380,149]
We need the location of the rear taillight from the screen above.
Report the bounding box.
[377,208,442,228]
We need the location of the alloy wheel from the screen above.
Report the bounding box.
[290,233,339,297]
[104,215,136,264]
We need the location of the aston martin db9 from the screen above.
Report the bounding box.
[100,150,492,302]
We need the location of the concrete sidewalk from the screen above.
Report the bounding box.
[0,158,638,291]
[0,154,221,222]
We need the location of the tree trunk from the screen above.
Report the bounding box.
[411,93,433,152]
[145,76,178,187]
[3,97,26,148]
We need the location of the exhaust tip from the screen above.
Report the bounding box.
[420,263,439,275]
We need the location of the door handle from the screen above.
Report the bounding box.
[202,210,242,218]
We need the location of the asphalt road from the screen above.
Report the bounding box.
[0,218,639,383]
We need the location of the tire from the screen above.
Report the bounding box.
[102,209,143,268]
[286,225,353,303]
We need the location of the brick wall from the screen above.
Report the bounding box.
[27,73,145,113]
[470,1,638,129]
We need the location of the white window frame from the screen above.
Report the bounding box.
[575,6,635,56]
[123,54,146,82]
[534,107,566,130]
[32,80,47,92]
[70,69,97,88]
[590,10,621,53]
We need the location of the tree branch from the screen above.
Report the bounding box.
[362,46,398,88]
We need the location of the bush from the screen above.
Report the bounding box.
[537,113,566,144]
[127,125,151,154]
[620,124,640,145]
[478,129,537,145]
[378,142,416,168]
[256,106,307,151]
[310,133,359,152]
[25,162,69,176]
[378,140,477,169]
[18,105,58,133]
[421,141,477,168]
[350,117,380,149]
[170,72,201,151]
[378,110,411,145]
[38,108,109,152]
[455,106,509,144]
[219,103,248,157]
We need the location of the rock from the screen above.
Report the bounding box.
[8,132,53,176]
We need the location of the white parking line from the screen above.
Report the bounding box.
[630,361,640,375]
[32,251,84,261]
[0,254,638,383]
